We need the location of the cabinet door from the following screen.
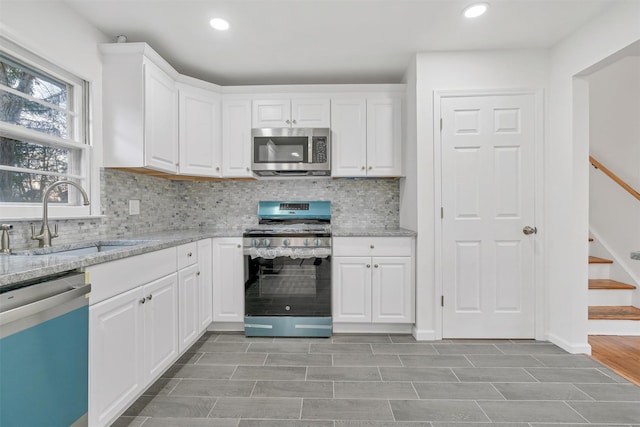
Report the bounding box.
[291,98,330,128]
[332,257,372,323]
[222,98,253,177]
[331,98,367,177]
[178,264,200,353]
[143,273,179,382]
[178,85,222,176]
[197,239,213,333]
[89,287,144,427]
[143,58,178,173]
[252,99,291,128]
[371,257,413,323]
[366,97,402,176]
[212,238,245,322]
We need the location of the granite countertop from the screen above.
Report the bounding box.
[1,226,417,288]
[332,227,417,237]
[0,228,243,288]
[632,251,640,261]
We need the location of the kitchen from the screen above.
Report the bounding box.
[1,1,640,426]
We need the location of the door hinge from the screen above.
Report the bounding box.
[441,295,444,307]
[441,207,444,219]
[440,118,443,131]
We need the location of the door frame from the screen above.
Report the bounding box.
[433,89,546,340]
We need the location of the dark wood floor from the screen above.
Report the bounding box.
[589,335,640,386]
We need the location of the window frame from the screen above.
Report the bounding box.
[0,35,93,220]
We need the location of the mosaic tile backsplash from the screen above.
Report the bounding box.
[7,169,400,249]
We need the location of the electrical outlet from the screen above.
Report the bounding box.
[128,199,140,215]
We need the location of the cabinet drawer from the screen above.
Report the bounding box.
[177,242,198,269]
[333,237,413,257]
[88,247,177,305]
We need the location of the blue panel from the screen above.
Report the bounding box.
[245,316,332,337]
[0,306,88,427]
[257,201,331,221]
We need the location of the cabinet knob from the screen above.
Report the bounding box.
[147,294,153,301]
[368,166,373,170]
[374,264,379,268]
[196,271,201,276]
[187,252,193,257]
[370,245,374,249]
[366,264,371,268]
[237,244,241,248]
[216,166,220,172]
[361,166,365,170]
[139,298,146,304]
[246,167,250,172]
[292,119,297,125]
[286,119,291,124]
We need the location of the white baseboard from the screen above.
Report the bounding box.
[546,332,592,355]
[208,322,244,332]
[333,323,413,334]
[412,327,437,341]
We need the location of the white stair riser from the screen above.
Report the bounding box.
[588,319,640,335]
[589,263,611,280]
[588,289,633,306]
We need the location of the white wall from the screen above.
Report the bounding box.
[587,55,640,303]
[0,1,110,214]
[547,0,640,352]
[409,49,548,340]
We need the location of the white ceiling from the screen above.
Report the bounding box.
[62,0,617,86]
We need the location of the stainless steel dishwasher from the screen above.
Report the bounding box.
[0,271,91,427]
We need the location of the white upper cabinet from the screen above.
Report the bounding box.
[331,95,402,177]
[222,98,253,177]
[178,84,222,177]
[252,98,330,128]
[100,43,179,173]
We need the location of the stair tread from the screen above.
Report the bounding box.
[589,256,613,264]
[589,279,637,290]
[588,306,640,320]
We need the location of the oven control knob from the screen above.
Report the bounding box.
[283,239,290,246]
[304,239,310,246]
[263,239,270,247]
[314,238,322,247]
[252,239,259,248]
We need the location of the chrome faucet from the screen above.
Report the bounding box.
[31,180,90,248]
[1,224,12,254]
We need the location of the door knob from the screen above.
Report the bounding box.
[523,226,537,235]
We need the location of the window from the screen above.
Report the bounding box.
[0,36,91,218]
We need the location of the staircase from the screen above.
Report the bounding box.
[588,242,640,335]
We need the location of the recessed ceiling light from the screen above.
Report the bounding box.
[463,3,489,18]
[210,18,230,31]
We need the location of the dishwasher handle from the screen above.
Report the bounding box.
[0,283,91,328]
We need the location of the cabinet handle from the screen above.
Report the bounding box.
[366,264,371,268]
[147,294,153,301]
[139,298,146,304]
[374,264,379,268]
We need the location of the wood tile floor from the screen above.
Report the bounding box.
[113,333,640,427]
[589,335,640,387]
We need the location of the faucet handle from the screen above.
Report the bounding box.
[52,223,59,239]
[30,224,37,240]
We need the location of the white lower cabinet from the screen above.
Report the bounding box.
[332,237,414,324]
[212,237,245,323]
[89,273,178,427]
[178,263,199,353]
[197,239,213,332]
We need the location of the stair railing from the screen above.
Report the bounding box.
[589,155,640,201]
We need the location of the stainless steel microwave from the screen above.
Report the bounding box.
[251,128,330,177]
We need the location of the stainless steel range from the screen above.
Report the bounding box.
[243,201,332,337]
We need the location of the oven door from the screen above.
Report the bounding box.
[244,254,332,337]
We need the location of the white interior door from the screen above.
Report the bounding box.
[441,93,536,338]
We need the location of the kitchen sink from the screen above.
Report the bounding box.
[13,240,156,257]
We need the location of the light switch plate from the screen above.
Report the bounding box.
[129,199,140,215]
